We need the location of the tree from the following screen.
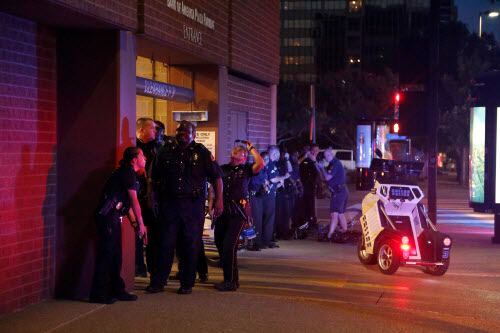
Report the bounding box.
[277,69,398,150]
[438,21,500,184]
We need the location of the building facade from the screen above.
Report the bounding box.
[280,0,456,83]
[0,0,279,313]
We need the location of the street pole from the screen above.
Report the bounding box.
[479,14,483,38]
[309,84,316,144]
[427,0,439,223]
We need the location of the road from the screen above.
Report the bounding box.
[1,178,500,332]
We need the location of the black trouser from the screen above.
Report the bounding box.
[143,208,159,276]
[291,192,303,229]
[302,186,316,224]
[261,193,276,246]
[90,212,125,299]
[178,237,208,278]
[276,191,292,239]
[250,194,263,247]
[150,197,205,289]
[214,213,245,284]
[135,235,146,274]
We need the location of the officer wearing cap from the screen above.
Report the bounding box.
[214,141,264,291]
[147,120,223,294]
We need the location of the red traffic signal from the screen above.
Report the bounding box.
[394,92,401,103]
[391,122,400,134]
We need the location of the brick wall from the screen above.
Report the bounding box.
[51,0,137,30]
[0,13,57,313]
[223,75,272,158]
[140,0,229,65]
[230,0,280,84]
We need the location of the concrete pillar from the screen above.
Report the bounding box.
[117,30,137,290]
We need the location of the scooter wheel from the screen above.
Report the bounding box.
[377,241,400,275]
[357,237,376,265]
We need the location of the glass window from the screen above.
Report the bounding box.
[349,0,363,12]
[136,95,154,119]
[136,56,153,79]
[155,62,169,83]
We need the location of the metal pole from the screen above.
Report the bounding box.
[309,84,316,144]
[479,14,483,38]
[427,0,439,223]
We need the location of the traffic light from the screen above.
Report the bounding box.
[393,91,402,120]
[394,92,401,103]
[391,121,400,134]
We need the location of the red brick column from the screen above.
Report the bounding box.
[0,13,57,314]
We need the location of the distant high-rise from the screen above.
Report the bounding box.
[280,0,457,83]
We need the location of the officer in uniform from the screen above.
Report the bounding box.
[275,150,293,239]
[266,146,289,247]
[318,148,349,239]
[214,141,264,291]
[135,117,160,277]
[147,120,223,294]
[299,144,320,229]
[90,147,147,304]
[248,151,269,251]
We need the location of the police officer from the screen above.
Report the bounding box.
[147,120,223,294]
[90,147,147,304]
[214,141,264,291]
[266,145,289,247]
[318,148,349,239]
[299,144,320,229]
[275,149,293,240]
[248,151,269,251]
[135,117,160,277]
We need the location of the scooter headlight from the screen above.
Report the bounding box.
[443,237,451,247]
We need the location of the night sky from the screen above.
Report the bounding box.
[455,0,500,39]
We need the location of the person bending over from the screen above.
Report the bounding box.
[90,147,147,304]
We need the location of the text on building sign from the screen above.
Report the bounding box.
[167,0,215,30]
[144,80,176,99]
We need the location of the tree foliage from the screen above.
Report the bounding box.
[438,22,500,182]
[277,69,397,150]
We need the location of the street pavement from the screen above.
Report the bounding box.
[1,174,500,332]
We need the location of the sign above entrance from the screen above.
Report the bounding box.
[172,111,208,122]
[166,0,215,30]
[136,77,194,103]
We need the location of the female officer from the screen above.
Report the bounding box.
[214,141,264,291]
[90,147,147,304]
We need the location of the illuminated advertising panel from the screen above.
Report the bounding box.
[470,107,485,203]
[375,124,390,159]
[356,125,372,168]
[497,108,500,203]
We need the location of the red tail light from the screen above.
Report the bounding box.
[401,236,410,251]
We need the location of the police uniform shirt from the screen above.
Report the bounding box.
[99,165,137,213]
[136,138,161,203]
[300,157,318,187]
[265,160,284,195]
[220,163,254,202]
[153,139,221,198]
[326,158,346,187]
[248,167,267,194]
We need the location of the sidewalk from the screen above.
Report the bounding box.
[1,174,498,333]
